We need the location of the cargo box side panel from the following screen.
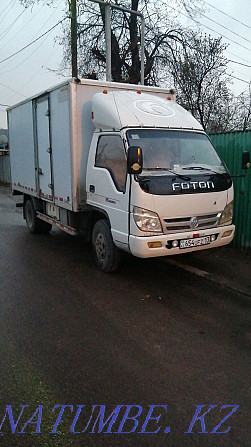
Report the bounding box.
[75,83,99,207]
[50,86,73,210]
[8,101,36,194]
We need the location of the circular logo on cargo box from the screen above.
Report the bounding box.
[134,100,175,117]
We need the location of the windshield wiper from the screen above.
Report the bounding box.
[142,168,190,181]
[182,166,220,175]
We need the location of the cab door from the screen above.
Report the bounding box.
[35,96,53,200]
[86,133,129,249]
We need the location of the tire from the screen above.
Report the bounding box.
[24,199,52,234]
[92,219,120,272]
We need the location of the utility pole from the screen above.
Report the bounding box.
[70,0,78,78]
[105,3,111,82]
[90,0,145,85]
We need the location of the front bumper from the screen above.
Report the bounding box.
[129,224,235,258]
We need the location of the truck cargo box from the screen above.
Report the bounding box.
[8,78,176,212]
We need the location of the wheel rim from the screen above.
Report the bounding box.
[95,232,107,262]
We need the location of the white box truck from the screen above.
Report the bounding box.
[8,78,235,271]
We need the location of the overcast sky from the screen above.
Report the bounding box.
[0,0,250,128]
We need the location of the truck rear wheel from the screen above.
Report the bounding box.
[92,219,120,272]
[25,199,52,234]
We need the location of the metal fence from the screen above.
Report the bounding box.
[0,154,11,184]
[210,131,251,249]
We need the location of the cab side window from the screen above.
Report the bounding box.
[95,135,127,192]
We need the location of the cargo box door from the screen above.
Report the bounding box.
[35,96,53,199]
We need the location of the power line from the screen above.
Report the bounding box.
[0,18,66,65]
[0,0,15,17]
[0,4,47,45]
[226,50,251,66]
[199,10,251,44]
[173,7,251,53]
[0,8,26,40]
[167,7,251,85]
[0,23,58,76]
[0,0,15,16]
[228,60,251,68]
[0,0,16,25]
[170,47,250,84]
[19,46,65,92]
[197,15,251,52]
[204,1,251,31]
[226,73,250,84]
[229,66,250,79]
[25,4,63,47]
[0,81,27,98]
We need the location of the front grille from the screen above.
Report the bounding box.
[163,212,221,233]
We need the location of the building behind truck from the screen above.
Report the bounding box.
[8,78,235,271]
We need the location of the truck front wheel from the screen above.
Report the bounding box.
[24,199,51,234]
[92,219,120,272]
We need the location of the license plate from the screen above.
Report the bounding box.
[180,236,211,249]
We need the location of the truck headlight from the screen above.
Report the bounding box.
[133,207,162,233]
[219,201,233,226]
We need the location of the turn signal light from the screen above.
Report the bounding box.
[222,230,233,238]
[148,241,162,248]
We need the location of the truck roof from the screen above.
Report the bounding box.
[7,78,176,111]
[92,90,203,131]
[7,78,202,132]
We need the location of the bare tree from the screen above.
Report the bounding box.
[19,1,206,84]
[20,0,239,133]
[67,0,201,84]
[233,85,251,131]
[165,32,235,132]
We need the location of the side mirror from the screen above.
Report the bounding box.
[127,146,143,175]
[242,151,250,170]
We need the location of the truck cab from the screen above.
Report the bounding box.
[87,89,234,270]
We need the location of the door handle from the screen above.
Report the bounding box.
[89,185,95,193]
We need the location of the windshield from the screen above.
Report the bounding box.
[127,129,227,175]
